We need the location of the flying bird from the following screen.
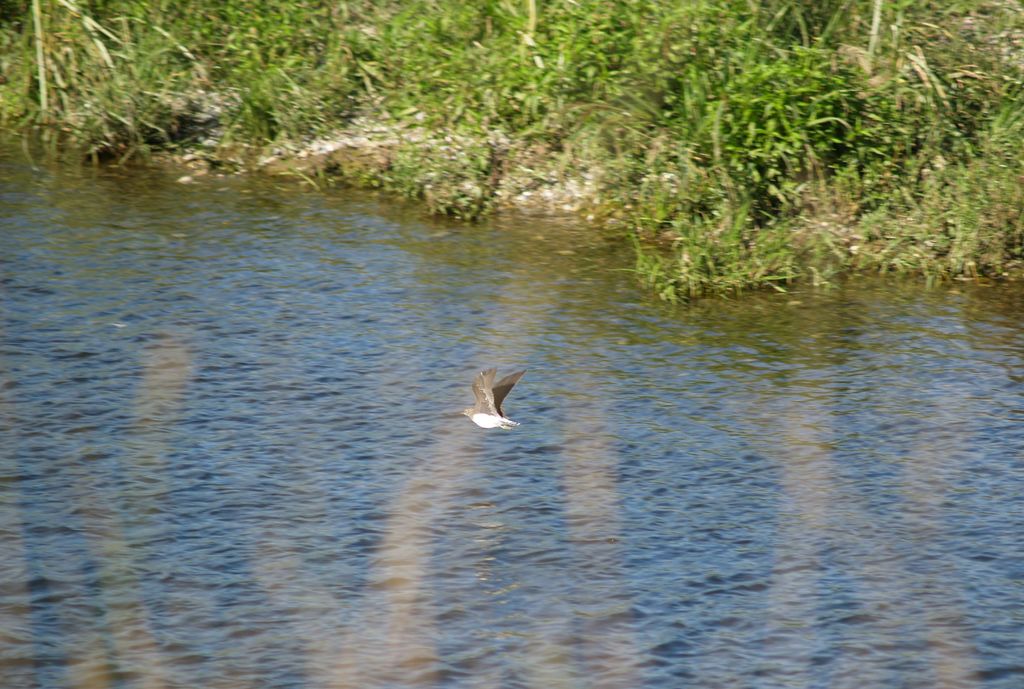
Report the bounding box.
[463,368,526,429]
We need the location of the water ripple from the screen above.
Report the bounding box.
[1,147,1023,688]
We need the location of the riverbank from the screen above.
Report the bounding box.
[3,1,1023,300]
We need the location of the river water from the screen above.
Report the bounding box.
[2,145,1023,689]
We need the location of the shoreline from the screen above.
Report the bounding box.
[161,106,1024,295]
[3,1,1023,300]
[153,107,607,220]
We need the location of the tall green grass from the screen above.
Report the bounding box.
[1,0,361,153]
[2,0,1022,298]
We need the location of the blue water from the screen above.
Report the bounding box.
[2,147,1023,689]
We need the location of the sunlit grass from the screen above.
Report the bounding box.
[1,0,1022,298]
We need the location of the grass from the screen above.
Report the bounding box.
[2,0,1023,299]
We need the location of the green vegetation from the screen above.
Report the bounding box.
[2,0,1023,300]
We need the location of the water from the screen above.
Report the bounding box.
[2,145,1023,689]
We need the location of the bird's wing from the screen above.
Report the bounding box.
[491,370,525,416]
[472,368,499,415]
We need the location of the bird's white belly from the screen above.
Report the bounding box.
[471,413,506,428]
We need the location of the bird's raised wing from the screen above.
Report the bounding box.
[471,368,499,415]
[491,370,525,416]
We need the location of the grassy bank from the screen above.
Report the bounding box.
[2,1,1023,300]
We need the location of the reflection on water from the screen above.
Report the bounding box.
[1,145,1023,689]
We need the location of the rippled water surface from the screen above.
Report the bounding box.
[2,145,1023,689]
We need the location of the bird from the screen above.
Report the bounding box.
[463,368,526,429]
